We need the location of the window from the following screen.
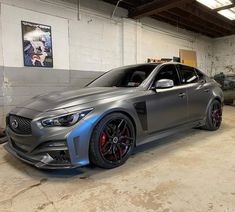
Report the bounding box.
[178,65,199,84]
[195,69,205,81]
[154,65,180,86]
[88,64,158,88]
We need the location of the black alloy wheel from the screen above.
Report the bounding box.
[211,101,222,128]
[89,113,135,169]
[204,100,222,131]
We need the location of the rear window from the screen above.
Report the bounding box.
[177,65,199,84]
[195,69,205,80]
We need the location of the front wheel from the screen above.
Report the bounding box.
[89,113,135,169]
[203,99,222,131]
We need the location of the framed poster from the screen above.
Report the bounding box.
[21,21,53,68]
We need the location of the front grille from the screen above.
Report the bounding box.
[8,115,32,135]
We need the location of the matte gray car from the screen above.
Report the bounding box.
[5,63,224,169]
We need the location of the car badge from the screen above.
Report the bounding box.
[11,120,19,129]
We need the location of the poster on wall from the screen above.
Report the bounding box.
[21,21,53,68]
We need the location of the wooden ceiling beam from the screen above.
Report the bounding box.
[178,3,235,33]
[102,0,235,37]
[157,11,221,37]
[129,0,193,19]
[214,3,235,11]
[168,8,230,36]
[193,1,235,26]
[152,14,216,37]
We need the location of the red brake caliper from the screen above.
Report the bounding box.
[100,131,106,153]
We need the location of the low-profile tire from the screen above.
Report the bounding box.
[203,99,222,131]
[89,113,135,169]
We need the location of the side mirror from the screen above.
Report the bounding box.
[155,79,174,89]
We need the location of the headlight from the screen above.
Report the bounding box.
[41,109,93,127]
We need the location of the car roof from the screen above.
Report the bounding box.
[131,62,195,68]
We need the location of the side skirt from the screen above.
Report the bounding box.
[136,120,204,146]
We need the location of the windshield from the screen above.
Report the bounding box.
[87,64,158,88]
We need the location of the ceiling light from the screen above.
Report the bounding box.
[218,7,235,20]
[196,0,233,9]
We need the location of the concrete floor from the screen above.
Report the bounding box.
[0,106,234,212]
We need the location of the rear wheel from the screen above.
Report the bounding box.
[89,113,135,169]
[203,99,222,131]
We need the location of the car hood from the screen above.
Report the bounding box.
[16,87,138,112]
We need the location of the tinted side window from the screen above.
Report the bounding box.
[154,65,180,86]
[195,69,205,81]
[178,65,199,84]
[88,64,157,87]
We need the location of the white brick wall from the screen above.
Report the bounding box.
[1,3,70,69]
[69,15,123,71]
[213,35,235,75]
[0,0,215,72]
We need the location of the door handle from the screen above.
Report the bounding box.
[178,93,186,98]
[204,89,209,93]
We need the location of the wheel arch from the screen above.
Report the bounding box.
[109,110,137,140]
[88,109,137,168]
[97,109,136,137]
[90,107,138,146]
[214,96,222,104]
[203,96,223,131]
[205,96,223,117]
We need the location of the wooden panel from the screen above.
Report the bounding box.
[179,49,197,68]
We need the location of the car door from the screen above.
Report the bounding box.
[147,64,188,133]
[176,65,212,122]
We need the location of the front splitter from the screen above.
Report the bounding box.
[4,143,82,170]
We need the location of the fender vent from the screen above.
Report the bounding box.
[134,102,148,131]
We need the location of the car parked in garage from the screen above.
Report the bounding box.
[5,63,224,169]
[214,72,235,105]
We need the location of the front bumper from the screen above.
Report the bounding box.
[5,113,95,169]
[5,142,81,169]
[5,103,109,169]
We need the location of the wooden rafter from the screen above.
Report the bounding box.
[129,0,194,19]
[101,0,235,37]
[152,14,210,35]
[193,1,235,27]
[168,8,231,36]
[156,12,220,37]
[214,3,235,11]
[178,3,235,34]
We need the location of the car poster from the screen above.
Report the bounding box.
[21,21,53,68]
